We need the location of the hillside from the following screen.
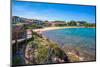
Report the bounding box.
[24,32,69,64]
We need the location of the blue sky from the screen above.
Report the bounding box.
[12,1,96,23]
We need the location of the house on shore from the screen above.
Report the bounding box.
[12,16,22,24]
[50,21,67,26]
[12,16,44,27]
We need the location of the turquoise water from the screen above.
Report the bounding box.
[42,28,96,55]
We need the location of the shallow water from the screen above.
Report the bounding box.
[42,28,96,56]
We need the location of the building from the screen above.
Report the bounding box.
[12,16,21,24]
[33,20,44,26]
[50,21,67,26]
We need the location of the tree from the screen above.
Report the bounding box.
[67,20,77,26]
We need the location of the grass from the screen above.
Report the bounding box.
[25,32,69,64]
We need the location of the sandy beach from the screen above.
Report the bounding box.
[33,26,84,33]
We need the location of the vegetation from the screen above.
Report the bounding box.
[83,23,96,27]
[24,24,43,29]
[67,20,95,27]
[67,20,77,26]
[54,20,66,23]
[12,16,96,28]
[24,32,69,64]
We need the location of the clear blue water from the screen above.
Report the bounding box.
[42,28,96,55]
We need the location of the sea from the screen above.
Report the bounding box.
[42,28,96,57]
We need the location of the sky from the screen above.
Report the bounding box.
[12,0,96,23]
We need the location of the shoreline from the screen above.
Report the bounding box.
[33,26,81,33]
[33,26,95,33]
